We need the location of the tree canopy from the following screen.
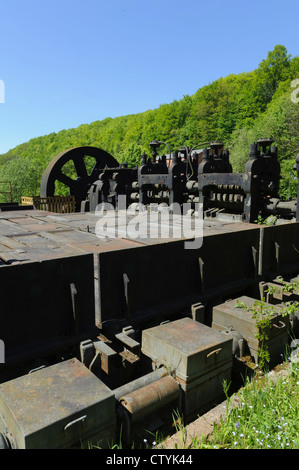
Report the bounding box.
[0,45,298,203]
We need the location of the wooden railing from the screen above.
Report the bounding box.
[21,195,76,213]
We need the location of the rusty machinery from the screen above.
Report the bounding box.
[40,139,230,212]
[198,138,296,223]
[0,141,299,448]
[40,138,298,222]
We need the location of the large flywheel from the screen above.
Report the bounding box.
[40,146,119,210]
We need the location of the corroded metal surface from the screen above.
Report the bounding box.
[212,296,291,365]
[0,358,116,448]
[141,318,232,383]
[141,317,233,420]
[119,376,180,422]
[0,208,264,264]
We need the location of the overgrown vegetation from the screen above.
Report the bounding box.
[147,360,299,450]
[0,45,298,203]
[234,298,298,369]
[198,361,299,449]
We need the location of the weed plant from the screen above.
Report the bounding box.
[193,361,299,449]
[234,298,299,369]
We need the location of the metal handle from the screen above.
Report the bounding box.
[28,365,46,374]
[207,348,222,358]
[64,415,87,431]
[273,321,286,329]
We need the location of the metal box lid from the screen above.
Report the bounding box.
[212,296,290,349]
[0,358,116,449]
[141,317,232,383]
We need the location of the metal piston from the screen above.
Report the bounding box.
[119,375,180,423]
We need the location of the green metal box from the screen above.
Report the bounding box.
[212,296,290,366]
[0,358,116,449]
[141,317,233,419]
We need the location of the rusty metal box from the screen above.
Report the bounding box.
[0,358,116,449]
[141,317,233,419]
[212,296,290,365]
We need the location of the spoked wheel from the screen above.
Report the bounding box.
[40,146,119,211]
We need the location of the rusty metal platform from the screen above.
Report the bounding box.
[0,208,260,265]
[1,207,299,379]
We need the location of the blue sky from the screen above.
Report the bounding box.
[0,0,298,154]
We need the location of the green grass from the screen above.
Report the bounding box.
[187,360,299,449]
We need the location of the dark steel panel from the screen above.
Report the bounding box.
[98,240,202,326]
[98,226,261,327]
[198,228,260,294]
[0,253,97,374]
[260,222,299,276]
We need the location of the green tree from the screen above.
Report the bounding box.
[119,142,143,167]
[0,157,42,203]
[0,45,298,203]
[256,45,291,106]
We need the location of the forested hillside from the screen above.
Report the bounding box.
[0,45,298,203]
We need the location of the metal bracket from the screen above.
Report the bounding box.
[123,273,132,319]
[191,302,205,323]
[252,246,258,277]
[80,339,95,369]
[89,340,118,375]
[70,283,79,335]
[115,332,140,357]
[275,241,280,271]
[198,257,204,294]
